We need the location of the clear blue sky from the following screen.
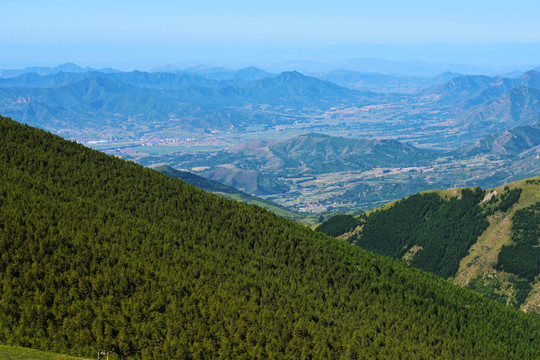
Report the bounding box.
[2,0,540,68]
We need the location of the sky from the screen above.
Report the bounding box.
[2,0,540,69]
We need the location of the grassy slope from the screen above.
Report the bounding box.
[453,177,540,313]
[0,345,91,360]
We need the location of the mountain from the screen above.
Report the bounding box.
[178,66,274,81]
[0,70,217,91]
[1,114,539,358]
[0,75,244,135]
[431,70,540,103]
[155,165,245,195]
[518,70,540,90]
[4,67,540,152]
[267,133,437,171]
[212,133,438,176]
[105,70,218,90]
[428,71,540,134]
[459,121,540,157]
[229,66,274,81]
[0,71,91,88]
[0,70,379,138]
[255,71,353,96]
[0,63,118,78]
[215,71,371,106]
[433,74,516,103]
[316,70,457,93]
[317,177,540,313]
[202,167,291,195]
[458,86,540,131]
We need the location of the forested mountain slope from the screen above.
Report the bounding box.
[0,115,539,359]
[317,178,540,313]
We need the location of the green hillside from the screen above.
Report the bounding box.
[0,345,91,360]
[317,178,540,313]
[1,115,539,359]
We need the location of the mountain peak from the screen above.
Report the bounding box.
[232,66,272,80]
[275,70,305,80]
[54,63,84,72]
[519,69,540,90]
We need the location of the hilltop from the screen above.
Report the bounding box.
[1,114,539,358]
[5,67,540,151]
[317,177,540,313]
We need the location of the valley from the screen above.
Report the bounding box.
[2,65,538,214]
[137,124,539,212]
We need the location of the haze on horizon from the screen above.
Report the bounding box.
[2,0,540,70]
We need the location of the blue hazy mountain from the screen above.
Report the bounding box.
[178,66,275,81]
[0,62,119,78]
[316,70,461,93]
[432,70,540,102]
[425,70,540,134]
[457,121,540,157]
[1,66,539,147]
[0,70,381,136]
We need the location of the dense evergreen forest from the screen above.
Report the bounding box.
[317,180,540,310]
[319,190,490,279]
[312,214,360,238]
[497,202,540,282]
[0,115,539,359]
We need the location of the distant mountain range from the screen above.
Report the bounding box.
[426,70,540,133]
[1,65,540,147]
[1,64,540,212]
[317,69,460,93]
[175,65,275,81]
[2,62,538,211]
[155,133,438,196]
[432,70,540,102]
[0,62,119,78]
[0,69,383,137]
